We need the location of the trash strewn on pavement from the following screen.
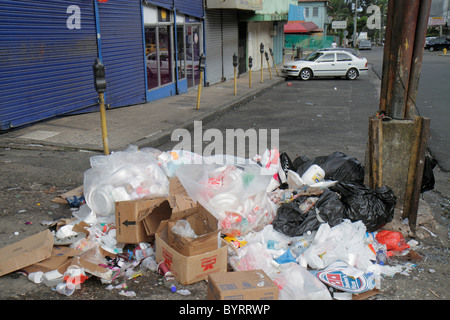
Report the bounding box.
[0,145,427,300]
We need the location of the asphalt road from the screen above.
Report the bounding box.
[361,46,450,172]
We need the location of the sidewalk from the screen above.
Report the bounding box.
[0,64,285,153]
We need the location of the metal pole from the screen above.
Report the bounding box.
[196,70,203,110]
[270,48,279,77]
[98,92,109,155]
[260,52,264,83]
[265,51,272,79]
[234,66,237,95]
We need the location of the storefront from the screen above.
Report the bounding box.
[143,0,204,102]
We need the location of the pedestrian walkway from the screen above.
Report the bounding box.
[0,64,285,153]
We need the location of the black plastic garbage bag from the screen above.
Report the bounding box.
[280,152,296,175]
[294,152,365,184]
[272,190,345,237]
[330,182,396,232]
[421,156,438,193]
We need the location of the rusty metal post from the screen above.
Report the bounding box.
[384,0,420,119]
[405,0,432,119]
[379,0,394,113]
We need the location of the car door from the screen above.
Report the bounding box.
[335,52,353,76]
[313,53,336,76]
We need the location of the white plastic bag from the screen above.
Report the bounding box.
[84,145,169,216]
[299,220,376,272]
[271,263,331,300]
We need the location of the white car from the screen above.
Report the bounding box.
[282,49,369,81]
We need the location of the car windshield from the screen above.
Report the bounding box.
[304,52,323,61]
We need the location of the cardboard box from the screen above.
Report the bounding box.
[207,270,279,300]
[167,205,221,256]
[115,178,195,244]
[155,220,227,285]
[0,230,54,277]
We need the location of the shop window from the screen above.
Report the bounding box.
[145,27,158,90]
[186,25,201,88]
[145,25,173,90]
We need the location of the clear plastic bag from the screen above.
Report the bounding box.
[84,145,169,216]
[171,220,198,238]
[175,155,276,236]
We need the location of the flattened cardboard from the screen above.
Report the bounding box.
[23,246,83,274]
[167,205,220,256]
[155,220,227,285]
[0,230,54,277]
[207,270,279,300]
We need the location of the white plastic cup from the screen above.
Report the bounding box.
[301,165,325,186]
[55,282,76,296]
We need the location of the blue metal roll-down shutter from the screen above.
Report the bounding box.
[0,0,98,131]
[174,0,204,18]
[96,0,146,108]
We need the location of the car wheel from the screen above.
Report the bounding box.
[299,68,312,81]
[346,68,359,80]
[429,46,435,52]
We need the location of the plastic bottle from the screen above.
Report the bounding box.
[376,249,388,265]
[290,231,314,257]
[163,275,177,293]
[140,256,157,272]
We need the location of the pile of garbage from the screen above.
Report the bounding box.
[0,145,424,299]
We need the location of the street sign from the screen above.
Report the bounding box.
[332,21,347,29]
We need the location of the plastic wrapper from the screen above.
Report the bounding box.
[84,145,169,216]
[330,182,396,232]
[228,242,278,276]
[294,151,365,184]
[171,220,198,238]
[271,263,331,300]
[175,154,277,236]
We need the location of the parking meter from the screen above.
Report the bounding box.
[265,51,269,61]
[233,53,238,68]
[199,54,206,71]
[269,48,273,56]
[93,58,106,93]
[260,43,265,54]
[249,56,253,69]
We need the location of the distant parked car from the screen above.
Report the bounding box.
[425,36,437,47]
[282,49,368,81]
[425,37,450,51]
[358,40,372,50]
